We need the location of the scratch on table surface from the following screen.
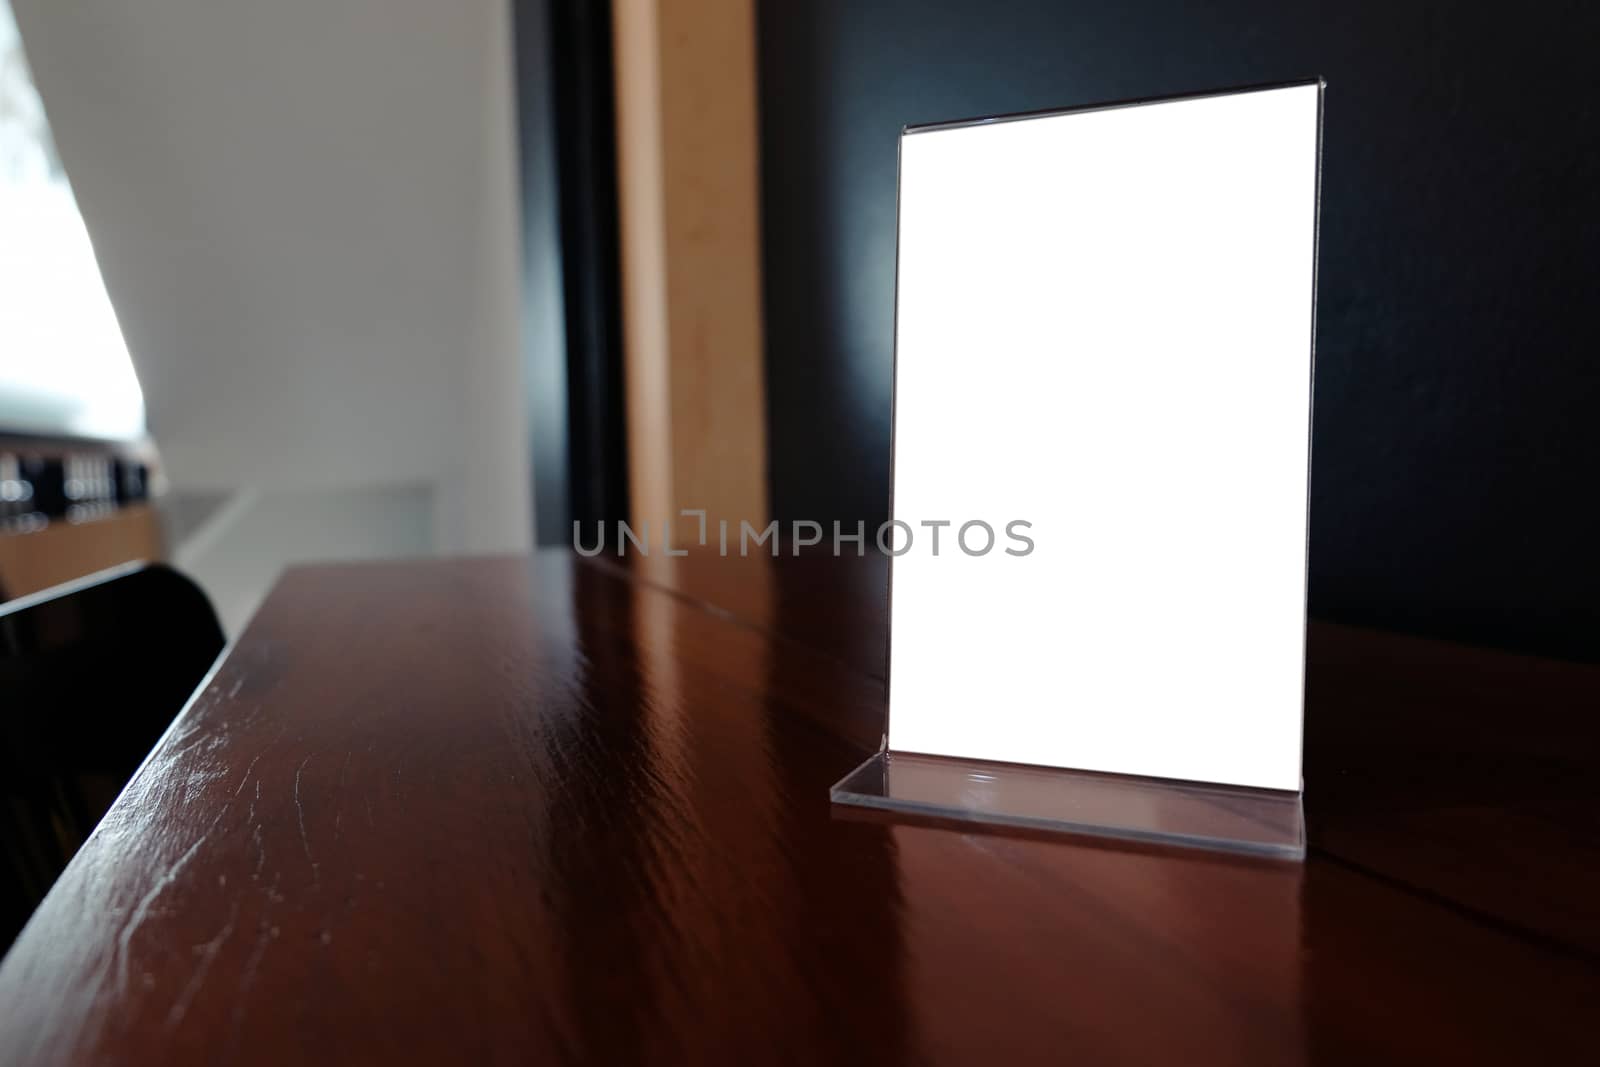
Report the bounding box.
[227,677,244,700]
[294,756,318,885]
[115,833,210,996]
[227,913,277,1054]
[251,824,266,882]
[232,754,262,798]
[163,714,207,754]
[165,898,241,1029]
[334,751,352,840]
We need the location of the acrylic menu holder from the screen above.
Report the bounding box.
[832,752,1306,859]
[831,80,1324,860]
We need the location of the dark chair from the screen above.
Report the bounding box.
[0,563,225,952]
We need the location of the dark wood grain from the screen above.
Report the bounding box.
[621,551,1600,959]
[1,551,1596,1064]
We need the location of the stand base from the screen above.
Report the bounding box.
[831,751,1305,860]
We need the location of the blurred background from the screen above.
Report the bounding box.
[2,0,1596,659]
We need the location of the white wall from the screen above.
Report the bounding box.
[12,0,533,557]
[173,484,437,635]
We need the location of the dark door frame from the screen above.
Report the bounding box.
[513,0,629,545]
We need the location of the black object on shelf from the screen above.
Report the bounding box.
[0,564,225,953]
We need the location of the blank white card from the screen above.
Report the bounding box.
[888,83,1321,791]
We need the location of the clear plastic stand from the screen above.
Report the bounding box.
[832,81,1322,862]
[832,751,1305,860]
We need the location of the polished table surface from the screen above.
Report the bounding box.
[1,551,1596,1064]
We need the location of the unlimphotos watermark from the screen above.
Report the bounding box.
[574,510,1034,558]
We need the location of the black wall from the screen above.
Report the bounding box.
[758,0,1599,660]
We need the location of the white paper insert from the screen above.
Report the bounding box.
[888,84,1320,791]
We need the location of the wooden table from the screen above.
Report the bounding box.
[1,551,1596,1064]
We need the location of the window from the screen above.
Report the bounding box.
[1,0,145,440]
